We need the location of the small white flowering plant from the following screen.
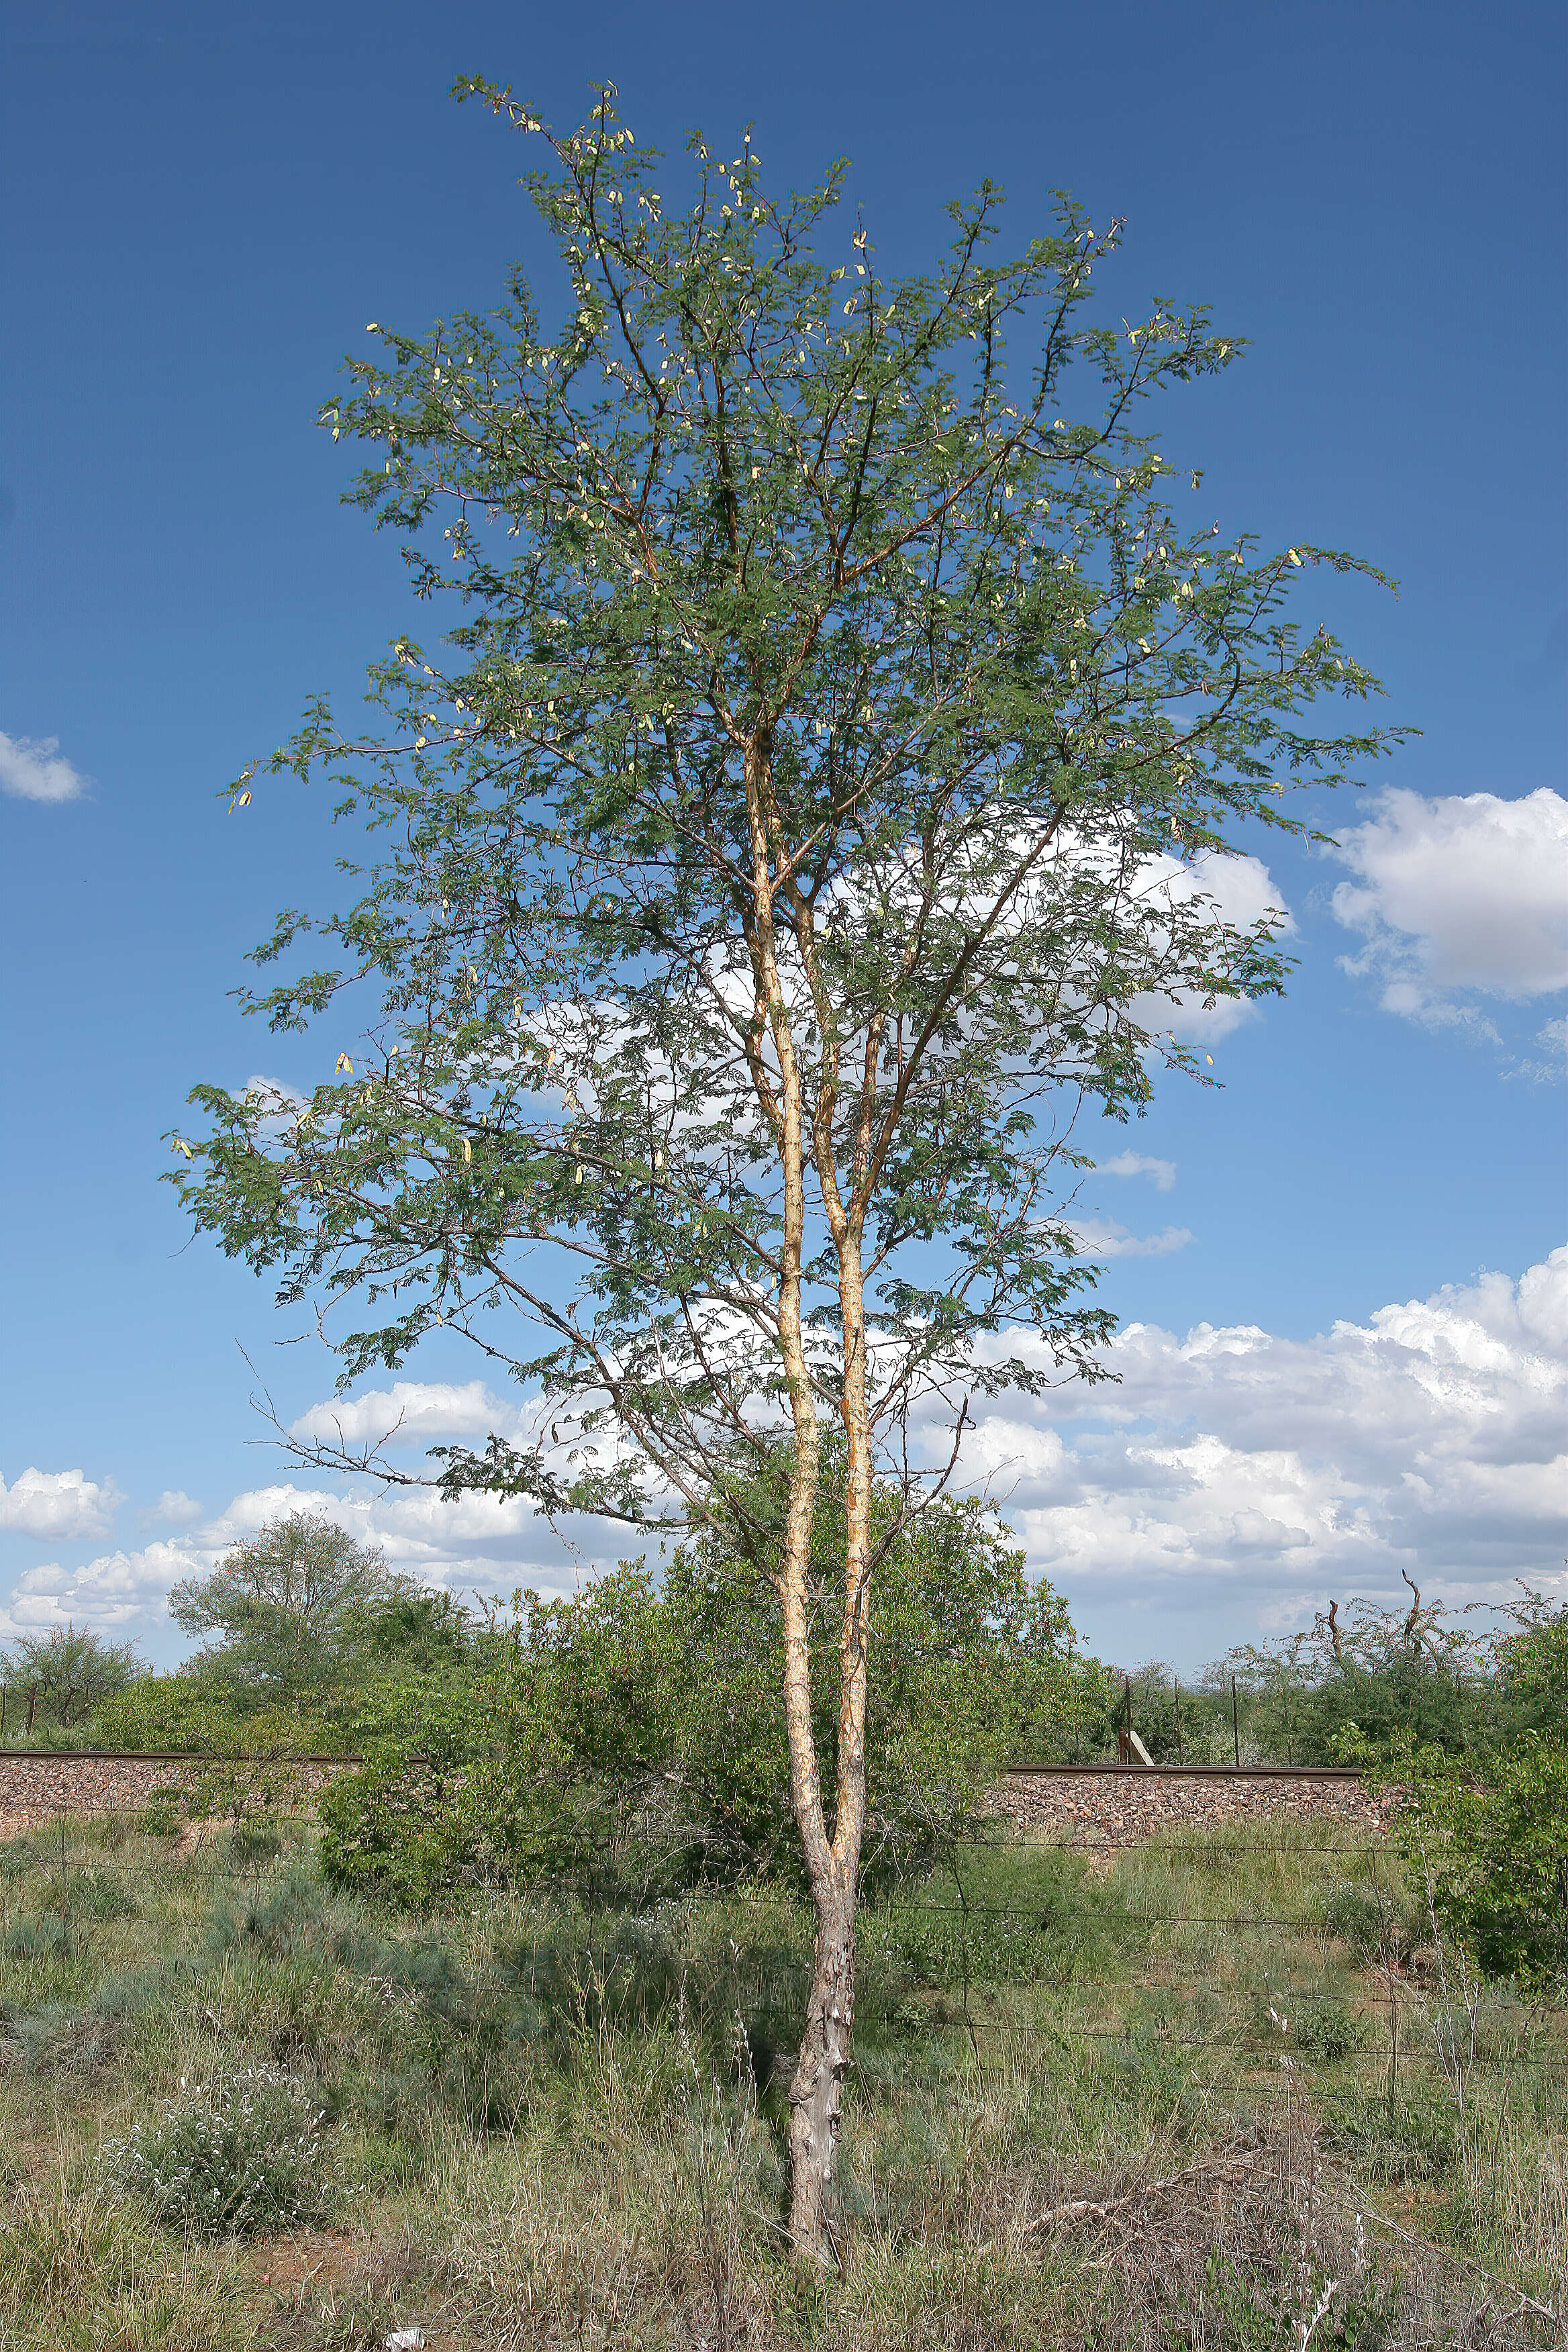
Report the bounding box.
[104,2065,336,2239]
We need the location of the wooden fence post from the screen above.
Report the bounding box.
[1230,1674,1240,1767]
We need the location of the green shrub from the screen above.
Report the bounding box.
[1210,1587,1566,1767]
[1493,1589,1568,1742]
[0,1624,144,1735]
[1251,1993,1365,2063]
[96,1676,342,1760]
[104,2065,336,2238]
[1391,1732,1568,1990]
[322,1492,1088,1908]
[318,1708,592,1907]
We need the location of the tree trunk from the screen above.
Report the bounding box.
[785,1228,873,2261]
[741,728,875,2264]
[787,1861,856,2258]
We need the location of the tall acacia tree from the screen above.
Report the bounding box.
[173,80,1401,2256]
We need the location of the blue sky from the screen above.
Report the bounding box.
[2,0,1563,1671]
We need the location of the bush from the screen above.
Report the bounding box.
[323,1491,1089,1908]
[104,2066,335,2239]
[95,1676,339,1758]
[318,1685,604,1908]
[1252,1994,1366,2063]
[1493,1591,1568,1742]
[0,1625,143,1735]
[1393,1731,1568,1991]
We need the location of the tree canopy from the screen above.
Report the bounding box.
[175,82,1398,1540]
[169,1513,393,1714]
[0,1624,143,1730]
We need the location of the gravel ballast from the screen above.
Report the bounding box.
[996,1765,1389,1843]
[0,1751,346,1839]
[1,1753,1388,1847]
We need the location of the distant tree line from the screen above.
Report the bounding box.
[9,1512,1560,1777]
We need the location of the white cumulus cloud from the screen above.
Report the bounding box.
[1099,1150,1177,1191]
[3,1538,202,1635]
[9,1253,1563,1655]
[0,730,89,803]
[944,1246,1568,1631]
[144,1490,204,1527]
[0,1467,121,1540]
[1331,787,1568,1038]
[289,1380,515,1449]
[2,1469,595,1644]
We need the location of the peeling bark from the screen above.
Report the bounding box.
[787,1863,857,2258]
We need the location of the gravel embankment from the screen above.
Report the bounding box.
[996,1767,1389,1844]
[0,1753,1387,1847]
[0,1752,347,1840]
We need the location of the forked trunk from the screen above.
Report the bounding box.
[787,1863,857,2258]
[783,1269,873,2259]
[742,726,874,2264]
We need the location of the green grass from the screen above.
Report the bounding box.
[0,1813,1561,2349]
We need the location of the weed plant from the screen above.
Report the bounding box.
[103,2064,336,2239]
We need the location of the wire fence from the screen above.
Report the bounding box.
[1,1833,1414,1917]
[0,1799,1488,1917]
[5,1801,1561,2024]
